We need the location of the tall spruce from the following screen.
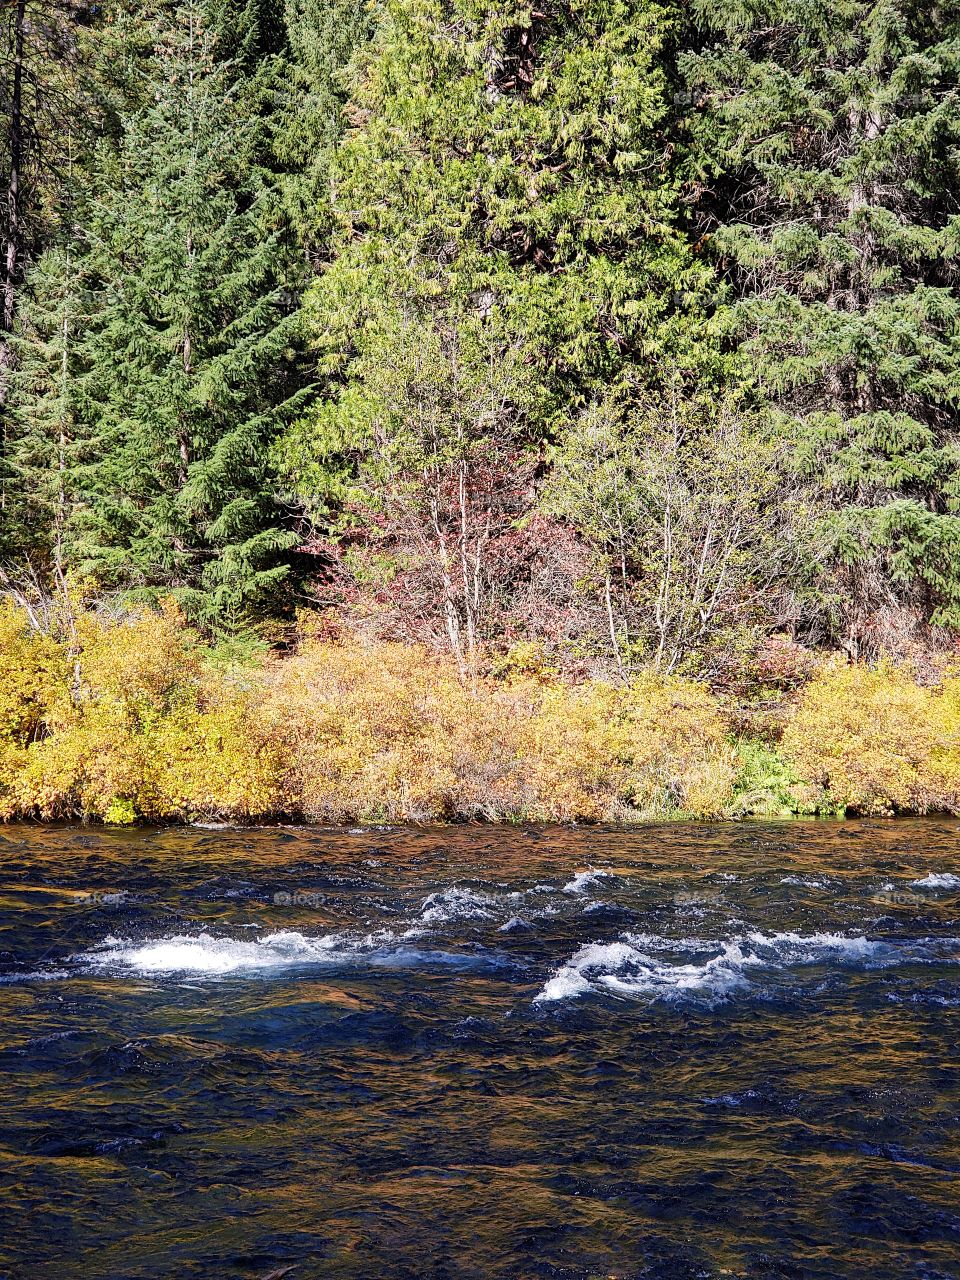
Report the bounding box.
[63,0,308,627]
[682,0,960,651]
[3,242,91,571]
[0,0,96,547]
[0,1,93,343]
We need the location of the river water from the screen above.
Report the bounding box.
[0,820,958,1279]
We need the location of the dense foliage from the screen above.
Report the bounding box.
[2,598,959,821]
[1,0,958,670]
[683,0,960,655]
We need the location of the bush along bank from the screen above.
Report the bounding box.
[1,600,959,825]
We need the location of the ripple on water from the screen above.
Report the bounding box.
[3,819,960,1280]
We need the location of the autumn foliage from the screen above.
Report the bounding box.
[0,601,735,823]
[1,600,958,824]
[780,661,960,817]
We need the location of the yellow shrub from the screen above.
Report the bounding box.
[0,608,744,824]
[263,646,736,824]
[516,673,734,821]
[265,642,525,821]
[0,599,316,821]
[619,674,736,818]
[928,676,960,811]
[520,681,623,821]
[6,604,195,819]
[144,691,288,820]
[781,661,943,816]
[0,601,68,740]
[73,598,203,717]
[0,603,69,817]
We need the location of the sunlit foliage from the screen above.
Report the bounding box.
[0,601,735,822]
[781,661,960,816]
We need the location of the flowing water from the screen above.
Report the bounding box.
[1,820,959,1279]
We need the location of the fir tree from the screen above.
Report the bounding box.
[682,0,960,649]
[0,0,99,550]
[276,0,371,259]
[67,0,309,627]
[3,241,92,572]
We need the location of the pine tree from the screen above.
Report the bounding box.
[66,0,309,628]
[682,0,960,650]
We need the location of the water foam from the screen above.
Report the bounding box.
[0,968,71,985]
[562,869,609,895]
[418,887,498,924]
[78,929,499,977]
[534,930,956,1006]
[536,938,758,1004]
[910,873,960,890]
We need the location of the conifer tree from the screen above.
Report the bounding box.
[309,0,712,404]
[682,0,960,649]
[64,0,309,627]
[0,0,98,551]
[279,0,714,543]
[206,0,286,65]
[0,0,94,345]
[3,242,91,571]
[275,0,723,662]
[277,0,370,257]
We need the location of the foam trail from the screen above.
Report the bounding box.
[78,930,501,977]
[535,930,960,1006]
[0,968,71,985]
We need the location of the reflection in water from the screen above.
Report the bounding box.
[0,820,959,1279]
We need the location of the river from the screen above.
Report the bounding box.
[1,820,958,1279]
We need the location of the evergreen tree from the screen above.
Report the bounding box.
[0,0,94,341]
[274,0,728,663]
[64,0,309,627]
[277,0,719,645]
[0,0,99,550]
[280,0,713,479]
[277,0,371,259]
[3,242,92,572]
[682,0,960,650]
[206,0,287,65]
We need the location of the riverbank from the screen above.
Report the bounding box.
[2,600,959,825]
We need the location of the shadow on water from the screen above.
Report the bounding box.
[0,820,958,1279]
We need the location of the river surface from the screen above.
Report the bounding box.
[1,821,959,1279]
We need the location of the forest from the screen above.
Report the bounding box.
[0,0,959,822]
